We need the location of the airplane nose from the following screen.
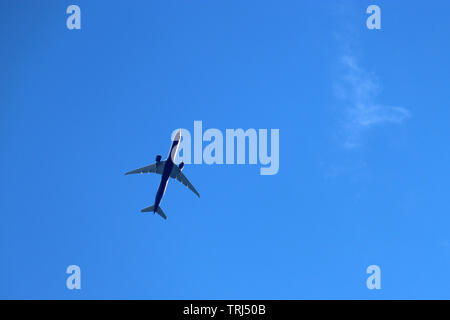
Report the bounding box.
[174,130,181,142]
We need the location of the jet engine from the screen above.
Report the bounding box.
[179,162,184,171]
[156,155,162,162]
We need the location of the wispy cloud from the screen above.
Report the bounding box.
[334,55,410,149]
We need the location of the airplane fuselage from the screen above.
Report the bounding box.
[125,129,199,219]
[153,134,180,213]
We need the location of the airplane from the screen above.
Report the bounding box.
[125,130,200,220]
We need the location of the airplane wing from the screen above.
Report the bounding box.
[170,166,200,198]
[125,161,166,175]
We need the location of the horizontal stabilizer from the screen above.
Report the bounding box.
[141,205,167,220]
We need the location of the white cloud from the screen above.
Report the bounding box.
[335,55,410,148]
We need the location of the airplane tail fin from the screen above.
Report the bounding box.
[141,205,167,220]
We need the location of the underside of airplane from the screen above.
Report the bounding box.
[125,130,200,220]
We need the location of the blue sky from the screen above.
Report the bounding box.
[1,0,449,299]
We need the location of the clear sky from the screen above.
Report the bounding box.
[1,0,449,299]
